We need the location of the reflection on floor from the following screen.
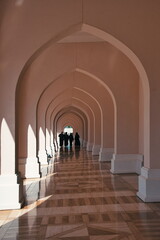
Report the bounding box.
[1,148,160,239]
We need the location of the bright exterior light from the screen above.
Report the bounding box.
[64,126,73,134]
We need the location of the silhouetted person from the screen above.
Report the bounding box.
[75,132,80,147]
[69,133,74,147]
[58,132,64,147]
[64,132,69,147]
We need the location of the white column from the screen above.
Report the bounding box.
[50,130,55,156]
[137,167,160,202]
[0,119,23,210]
[99,148,114,161]
[38,149,48,164]
[46,128,52,156]
[19,157,41,178]
[19,125,40,178]
[92,144,101,155]
[0,174,23,210]
[87,142,93,151]
[82,139,87,148]
[111,154,143,174]
[38,127,48,165]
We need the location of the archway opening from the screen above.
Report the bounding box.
[64,125,73,135]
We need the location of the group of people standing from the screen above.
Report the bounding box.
[58,132,80,148]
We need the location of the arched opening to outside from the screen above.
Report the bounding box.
[64,125,73,135]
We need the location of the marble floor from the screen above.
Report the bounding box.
[1,148,160,239]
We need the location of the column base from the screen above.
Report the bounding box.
[92,145,101,155]
[46,146,52,157]
[87,142,93,151]
[41,163,55,177]
[137,167,160,202]
[19,157,41,178]
[111,154,143,174]
[53,140,58,152]
[38,150,48,165]
[50,146,55,156]
[82,140,87,148]
[99,148,114,162]
[0,174,24,210]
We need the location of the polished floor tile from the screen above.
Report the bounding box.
[1,148,160,239]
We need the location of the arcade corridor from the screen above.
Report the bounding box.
[1,148,160,240]
[2,0,160,210]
